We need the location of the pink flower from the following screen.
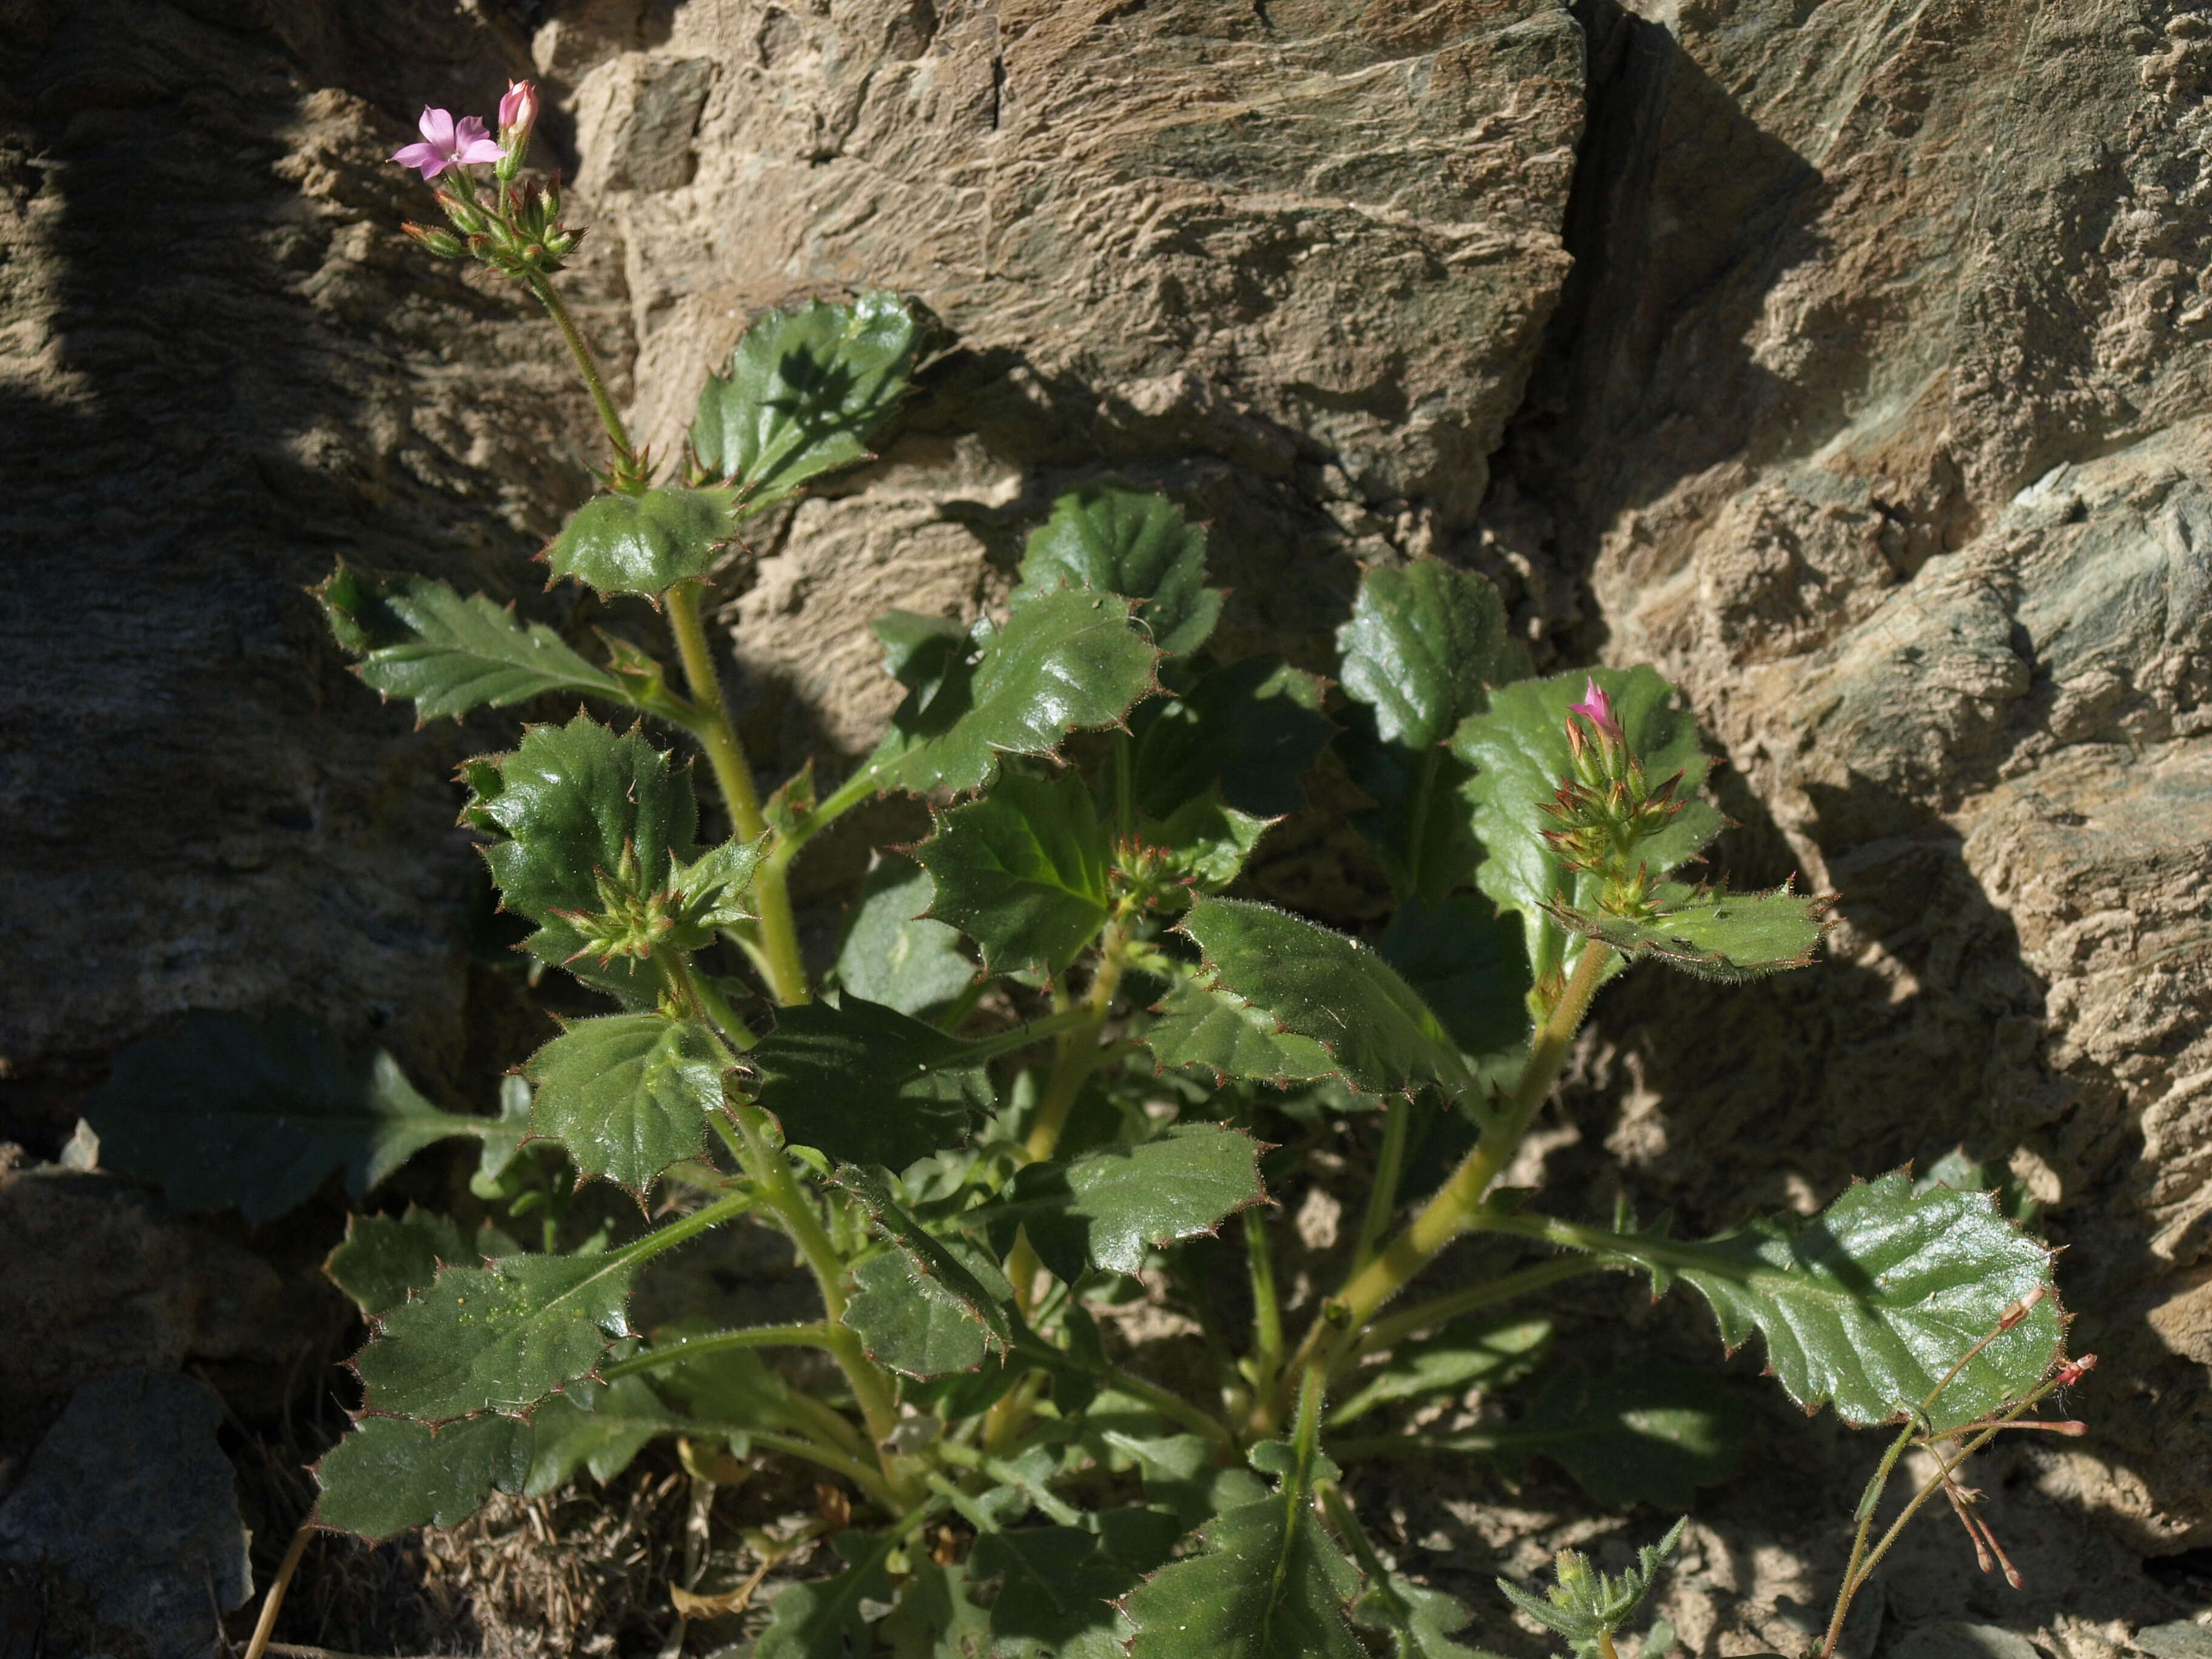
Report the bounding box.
[498,79,540,136]
[391,107,504,180]
[1569,677,1620,738]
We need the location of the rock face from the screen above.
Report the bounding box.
[1,0,2207,1561]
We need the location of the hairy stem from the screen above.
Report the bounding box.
[522,271,634,480]
[1258,942,1615,1433]
[600,1324,842,1377]
[1347,1254,1606,1365]
[1351,1098,1413,1270]
[1246,1207,1285,1393]
[665,581,808,1007]
[1022,915,1132,1165]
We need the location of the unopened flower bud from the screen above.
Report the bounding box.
[497,78,541,178]
[401,221,467,258]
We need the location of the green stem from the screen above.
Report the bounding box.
[1009,1326,1235,1450]
[1347,1255,1606,1363]
[1113,732,1134,839]
[600,1324,841,1378]
[1022,913,1133,1165]
[611,1189,754,1273]
[691,970,759,1050]
[521,271,634,478]
[664,581,808,1007]
[737,1429,897,1509]
[1245,1207,1284,1392]
[718,1107,905,1469]
[959,1007,1098,1064]
[1258,942,1615,1434]
[1352,1098,1413,1270]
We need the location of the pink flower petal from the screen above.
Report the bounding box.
[1568,677,1620,737]
[454,115,494,148]
[498,81,528,129]
[391,141,451,179]
[417,106,456,150]
[456,137,506,165]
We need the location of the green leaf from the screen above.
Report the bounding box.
[1505,1367,1744,1509]
[1495,1518,1685,1647]
[691,293,922,516]
[314,565,628,722]
[866,590,1159,796]
[1335,561,1527,903]
[994,1123,1266,1282]
[1453,666,1721,984]
[545,484,740,597]
[746,996,993,1167]
[670,836,768,932]
[1180,898,1471,1098]
[756,1527,901,1659]
[874,609,971,689]
[1575,1171,2063,1432]
[1142,975,1335,1086]
[313,1412,529,1541]
[1011,482,1222,657]
[525,1014,729,1191]
[971,1517,1176,1659]
[845,1252,1003,1378]
[1378,894,1533,1074]
[326,1207,474,1316]
[1330,1313,1551,1428]
[1133,656,1334,822]
[354,1250,638,1423]
[916,770,1110,977]
[521,1373,684,1494]
[471,713,697,991]
[1350,1574,1487,1659]
[1099,1430,1269,1530]
[836,856,977,1015]
[830,1164,1012,1364]
[85,1011,504,1224]
[883,1558,993,1659]
[1545,883,1829,982]
[1139,789,1275,892]
[1122,1495,1365,1659]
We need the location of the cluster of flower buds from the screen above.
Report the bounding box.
[548,841,690,967]
[395,81,580,279]
[1538,679,1690,919]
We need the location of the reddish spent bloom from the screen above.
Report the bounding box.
[498,79,541,146]
[392,107,504,180]
[1568,676,1621,739]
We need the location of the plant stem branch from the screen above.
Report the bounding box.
[1352,1098,1413,1271]
[664,581,808,1006]
[599,1324,842,1378]
[1246,1207,1285,1393]
[1022,913,1133,1165]
[1258,942,1615,1433]
[241,1521,313,1659]
[1347,1254,1606,1364]
[521,272,633,477]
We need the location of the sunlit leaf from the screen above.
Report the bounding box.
[545,484,740,597]
[1546,883,1829,982]
[1122,1493,1364,1659]
[325,1207,474,1316]
[993,1123,1267,1282]
[525,1014,730,1191]
[1142,975,1335,1086]
[917,769,1111,977]
[313,1412,528,1541]
[1012,482,1221,657]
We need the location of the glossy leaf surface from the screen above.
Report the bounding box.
[866,590,1158,796]
[355,1250,637,1422]
[87,1012,506,1224]
[326,1207,474,1316]
[1546,883,1828,982]
[1453,665,1720,983]
[1181,899,1470,1098]
[691,293,920,515]
[525,1014,729,1190]
[545,485,739,597]
[1142,976,1335,1086]
[746,996,993,1167]
[996,1123,1267,1282]
[1011,482,1221,657]
[314,1413,528,1541]
[843,1250,1002,1378]
[917,769,1110,977]
[316,565,625,721]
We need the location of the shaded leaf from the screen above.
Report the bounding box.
[1335,561,1527,903]
[469,714,698,995]
[1330,1313,1552,1428]
[315,565,626,721]
[313,1412,528,1541]
[326,1207,472,1316]
[1181,898,1471,1098]
[971,1515,1177,1659]
[1143,975,1335,1086]
[1546,883,1828,982]
[844,1245,1005,1379]
[1575,1171,2063,1432]
[1098,1430,1269,1531]
[756,1528,900,1659]
[836,855,977,1014]
[1453,666,1721,985]
[993,1123,1267,1282]
[917,770,1111,977]
[691,293,922,516]
[865,590,1158,796]
[525,1014,729,1191]
[747,996,993,1167]
[1132,656,1333,822]
[1378,894,1533,1077]
[1350,1574,1489,1659]
[1012,482,1221,657]
[522,1373,685,1494]
[830,1163,1011,1356]
[86,1011,504,1224]
[882,1558,993,1659]
[545,485,740,597]
[1504,1367,1744,1509]
[1122,1495,1365,1659]
[355,1250,638,1423]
